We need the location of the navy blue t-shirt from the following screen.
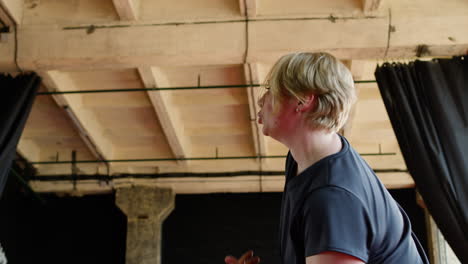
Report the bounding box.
[279,136,429,264]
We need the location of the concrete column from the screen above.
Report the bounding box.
[116,186,175,264]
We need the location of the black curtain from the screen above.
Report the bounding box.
[0,73,41,197]
[375,56,468,263]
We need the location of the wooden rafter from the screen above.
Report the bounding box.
[0,6,13,28]
[3,0,462,194]
[29,172,414,194]
[17,139,41,162]
[0,0,23,26]
[112,0,139,20]
[9,14,468,71]
[138,67,190,163]
[40,71,114,164]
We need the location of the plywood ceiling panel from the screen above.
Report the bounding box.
[20,95,95,163]
[22,0,118,25]
[11,0,467,193]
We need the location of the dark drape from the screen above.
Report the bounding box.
[0,73,40,197]
[375,56,468,263]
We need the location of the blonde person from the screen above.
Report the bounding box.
[225,53,428,264]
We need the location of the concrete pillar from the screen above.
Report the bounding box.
[116,186,175,264]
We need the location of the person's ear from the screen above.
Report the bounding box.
[296,94,316,112]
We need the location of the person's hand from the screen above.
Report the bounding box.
[225,250,261,264]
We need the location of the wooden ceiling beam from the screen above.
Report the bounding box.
[112,0,139,20]
[138,67,190,163]
[10,13,468,71]
[0,0,23,26]
[16,22,246,70]
[0,0,21,72]
[29,171,414,194]
[40,71,114,165]
[30,152,405,175]
[17,139,41,162]
[0,5,13,28]
[249,14,468,62]
[244,63,267,158]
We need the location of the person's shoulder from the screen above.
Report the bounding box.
[307,185,355,196]
[303,186,366,211]
[326,141,378,191]
[299,186,372,263]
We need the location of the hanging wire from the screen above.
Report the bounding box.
[28,168,408,181]
[36,80,376,96]
[28,151,396,165]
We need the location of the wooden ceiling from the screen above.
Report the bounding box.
[1,0,467,194]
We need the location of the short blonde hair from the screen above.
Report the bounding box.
[265,52,356,132]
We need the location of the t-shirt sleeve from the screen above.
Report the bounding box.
[302,186,370,262]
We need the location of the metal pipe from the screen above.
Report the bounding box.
[36,80,376,95]
[29,151,396,165]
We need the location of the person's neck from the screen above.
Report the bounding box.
[286,130,342,176]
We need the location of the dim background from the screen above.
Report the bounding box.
[0,175,427,264]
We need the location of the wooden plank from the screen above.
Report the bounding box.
[249,17,388,62]
[17,139,41,162]
[388,15,468,58]
[250,15,468,62]
[244,63,267,158]
[21,0,238,26]
[29,171,414,194]
[133,172,415,191]
[30,152,405,176]
[116,176,284,194]
[138,67,190,161]
[0,4,13,27]
[112,0,139,20]
[33,158,261,176]
[0,0,23,25]
[349,60,369,81]
[12,12,468,71]
[17,22,246,70]
[40,71,114,163]
[377,172,415,189]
